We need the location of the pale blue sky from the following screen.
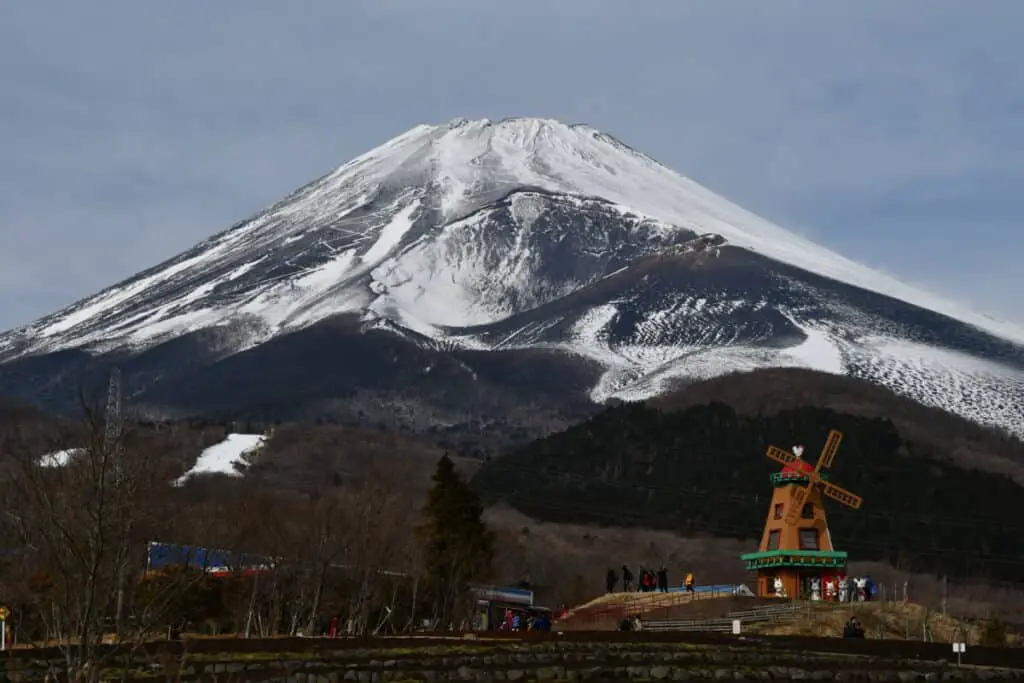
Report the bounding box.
[2,1,1022,330]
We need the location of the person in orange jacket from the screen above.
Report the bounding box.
[685,571,695,593]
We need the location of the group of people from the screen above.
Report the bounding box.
[499,608,551,632]
[606,566,695,594]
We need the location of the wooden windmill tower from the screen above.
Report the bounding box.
[740,430,863,599]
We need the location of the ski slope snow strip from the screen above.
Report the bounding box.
[39,448,85,468]
[175,433,266,484]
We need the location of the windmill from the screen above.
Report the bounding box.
[739,430,864,600]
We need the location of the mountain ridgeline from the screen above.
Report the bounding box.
[471,401,1024,584]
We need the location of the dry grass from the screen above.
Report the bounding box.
[484,504,752,604]
[758,601,1022,646]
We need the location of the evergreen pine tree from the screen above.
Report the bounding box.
[419,454,494,629]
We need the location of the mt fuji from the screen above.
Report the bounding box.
[2,117,1023,438]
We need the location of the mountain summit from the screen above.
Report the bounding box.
[2,117,1023,437]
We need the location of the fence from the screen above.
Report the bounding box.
[563,585,753,626]
[643,602,804,633]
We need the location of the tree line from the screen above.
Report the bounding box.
[471,401,1024,584]
[0,402,494,681]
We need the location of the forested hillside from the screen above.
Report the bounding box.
[471,402,1024,583]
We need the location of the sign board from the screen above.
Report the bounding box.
[731,619,741,635]
[952,641,966,666]
[0,606,8,621]
[471,585,534,606]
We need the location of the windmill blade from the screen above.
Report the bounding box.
[816,430,843,471]
[766,446,799,468]
[784,485,810,525]
[822,481,862,510]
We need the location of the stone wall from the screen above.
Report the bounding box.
[2,641,1021,682]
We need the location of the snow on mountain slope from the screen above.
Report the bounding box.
[3,116,1022,360]
[565,305,1024,437]
[174,433,266,485]
[1,116,1022,438]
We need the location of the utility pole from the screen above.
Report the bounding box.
[104,368,122,455]
[104,369,129,643]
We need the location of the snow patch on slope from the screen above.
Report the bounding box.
[365,200,593,330]
[780,318,845,375]
[363,200,420,264]
[233,248,367,335]
[39,448,85,468]
[573,313,849,403]
[566,310,1024,439]
[851,337,1024,436]
[37,253,211,337]
[174,433,266,485]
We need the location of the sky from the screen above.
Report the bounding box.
[2,1,1022,330]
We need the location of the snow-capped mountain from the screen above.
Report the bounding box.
[2,117,1023,437]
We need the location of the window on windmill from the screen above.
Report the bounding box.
[801,503,814,519]
[799,529,819,550]
[767,530,781,550]
[773,503,784,519]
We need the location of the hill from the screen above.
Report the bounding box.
[650,367,1024,482]
[470,392,1024,584]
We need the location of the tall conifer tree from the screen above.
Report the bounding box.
[420,455,494,628]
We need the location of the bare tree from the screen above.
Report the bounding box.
[299,486,349,636]
[339,470,411,635]
[0,391,208,681]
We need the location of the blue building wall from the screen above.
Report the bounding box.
[146,541,265,572]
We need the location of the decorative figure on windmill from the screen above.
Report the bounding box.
[824,577,836,602]
[810,576,821,601]
[739,430,864,600]
[855,576,867,602]
[773,576,786,598]
[838,576,849,602]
